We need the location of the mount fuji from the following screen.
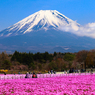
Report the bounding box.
[0,10,95,53]
[0,10,80,37]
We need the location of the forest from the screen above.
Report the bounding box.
[0,50,95,72]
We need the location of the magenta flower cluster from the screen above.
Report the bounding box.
[0,74,95,95]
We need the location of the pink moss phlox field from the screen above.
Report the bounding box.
[0,74,95,95]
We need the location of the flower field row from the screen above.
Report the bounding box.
[0,74,95,95]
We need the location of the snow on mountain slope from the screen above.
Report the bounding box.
[0,10,80,37]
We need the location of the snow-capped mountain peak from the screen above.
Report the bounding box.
[0,10,80,37]
[1,10,95,53]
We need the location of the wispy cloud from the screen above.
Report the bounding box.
[60,22,95,39]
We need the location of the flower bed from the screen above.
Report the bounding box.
[0,74,95,94]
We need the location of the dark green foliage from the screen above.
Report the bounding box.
[33,52,43,62]
[11,51,76,71]
[1,50,95,71]
[64,53,75,61]
[48,61,58,70]
[11,51,33,65]
[43,52,53,62]
[11,51,53,67]
[33,52,53,63]
[54,52,57,56]
[3,60,12,69]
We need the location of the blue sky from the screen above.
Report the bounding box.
[0,0,95,31]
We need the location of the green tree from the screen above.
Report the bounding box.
[54,52,57,56]
[48,61,58,70]
[64,53,75,61]
[3,60,12,69]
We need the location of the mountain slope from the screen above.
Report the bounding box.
[0,10,79,37]
[0,29,95,53]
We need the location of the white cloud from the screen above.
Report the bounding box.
[60,22,95,39]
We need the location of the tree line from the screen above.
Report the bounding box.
[0,50,95,72]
